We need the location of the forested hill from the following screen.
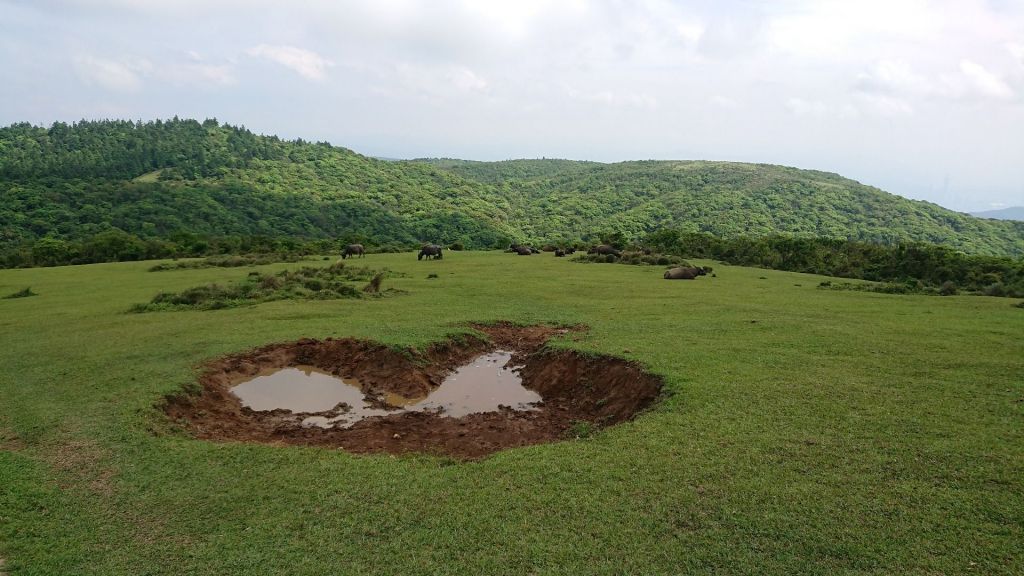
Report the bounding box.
[2,118,1023,256]
[415,158,1024,256]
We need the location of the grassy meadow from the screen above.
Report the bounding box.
[0,251,1021,575]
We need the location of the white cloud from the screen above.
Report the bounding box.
[246,44,333,81]
[162,62,236,87]
[447,67,488,92]
[856,60,935,96]
[72,55,150,91]
[853,57,1016,104]
[855,93,915,117]
[565,86,658,110]
[1009,42,1024,65]
[785,97,830,118]
[710,95,739,109]
[959,59,1014,100]
[384,63,494,101]
[767,0,941,60]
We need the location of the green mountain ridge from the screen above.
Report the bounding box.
[2,118,1022,256]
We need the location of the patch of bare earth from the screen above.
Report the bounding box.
[164,323,663,459]
[0,429,25,452]
[47,438,117,495]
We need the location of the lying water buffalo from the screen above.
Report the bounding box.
[664,266,707,280]
[418,244,444,260]
[554,249,565,257]
[589,244,621,257]
[341,243,365,259]
[514,246,533,256]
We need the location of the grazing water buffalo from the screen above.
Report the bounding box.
[664,266,707,280]
[341,244,365,259]
[589,244,622,257]
[508,244,538,255]
[418,244,443,260]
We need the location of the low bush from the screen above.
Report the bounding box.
[149,253,305,271]
[571,252,690,267]
[3,287,37,299]
[131,263,397,312]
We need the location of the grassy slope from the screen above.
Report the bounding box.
[0,253,1022,575]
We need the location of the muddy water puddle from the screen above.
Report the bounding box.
[229,350,540,429]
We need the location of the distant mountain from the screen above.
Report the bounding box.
[971,207,1024,221]
[2,118,1023,256]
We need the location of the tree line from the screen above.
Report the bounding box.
[643,230,1024,298]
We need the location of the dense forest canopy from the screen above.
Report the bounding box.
[2,118,1023,261]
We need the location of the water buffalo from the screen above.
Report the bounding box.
[589,244,621,257]
[514,246,533,255]
[554,249,565,257]
[664,266,707,280]
[341,244,365,259]
[418,244,444,260]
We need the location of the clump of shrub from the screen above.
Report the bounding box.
[1015,300,1024,309]
[131,263,397,312]
[3,287,37,299]
[149,253,305,271]
[571,251,690,267]
[448,242,464,251]
[362,273,384,293]
[820,277,1023,298]
[567,420,598,439]
[819,279,936,296]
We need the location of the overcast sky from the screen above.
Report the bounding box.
[2,0,1023,212]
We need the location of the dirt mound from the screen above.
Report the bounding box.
[163,324,663,459]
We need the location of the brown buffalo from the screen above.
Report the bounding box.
[418,244,443,260]
[341,243,365,259]
[589,244,621,257]
[664,266,706,280]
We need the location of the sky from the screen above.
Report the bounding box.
[1,0,1023,212]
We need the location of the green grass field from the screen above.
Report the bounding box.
[1,252,1021,575]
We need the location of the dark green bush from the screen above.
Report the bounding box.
[3,287,37,299]
[131,263,395,312]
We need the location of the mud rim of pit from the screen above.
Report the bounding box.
[162,323,664,459]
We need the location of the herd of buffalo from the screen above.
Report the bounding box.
[341,243,712,279]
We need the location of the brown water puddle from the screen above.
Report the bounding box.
[231,366,368,414]
[165,324,663,459]
[230,350,542,429]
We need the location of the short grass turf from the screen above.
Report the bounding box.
[0,251,1021,575]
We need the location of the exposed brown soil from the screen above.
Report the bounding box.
[163,323,663,459]
[48,438,117,494]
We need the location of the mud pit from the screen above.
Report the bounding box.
[165,324,663,459]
